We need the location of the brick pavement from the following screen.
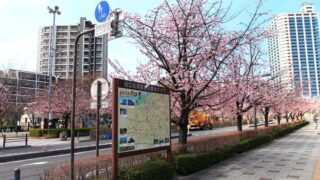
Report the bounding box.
[175,122,320,180]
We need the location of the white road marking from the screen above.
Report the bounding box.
[21,161,48,166]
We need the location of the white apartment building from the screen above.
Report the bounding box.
[37,17,108,80]
[267,2,320,97]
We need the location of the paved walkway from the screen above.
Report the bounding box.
[175,123,320,180]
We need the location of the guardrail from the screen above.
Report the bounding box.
[2,134,28,148]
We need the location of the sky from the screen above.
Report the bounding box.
[0,0,319,73]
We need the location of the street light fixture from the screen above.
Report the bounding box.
[47,6,61,135]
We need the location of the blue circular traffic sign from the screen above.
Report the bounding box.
[95,1,110,23]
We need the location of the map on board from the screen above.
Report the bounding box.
[118,88,170,153]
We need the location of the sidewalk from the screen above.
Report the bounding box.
[174,122,320,180]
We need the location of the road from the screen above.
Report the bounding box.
[0,149,111,180]
[0,124,261,180]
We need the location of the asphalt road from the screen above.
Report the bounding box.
[0,149,111,180]
[0,124,256,180]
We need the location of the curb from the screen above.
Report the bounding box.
[0,134,191,163]
[312,144,320,180]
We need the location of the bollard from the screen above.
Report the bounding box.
[13,168,20,180]
[3,134,6,148]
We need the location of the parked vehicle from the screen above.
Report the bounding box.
[188,111,214,130]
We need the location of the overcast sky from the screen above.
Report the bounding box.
[0,0,319,73]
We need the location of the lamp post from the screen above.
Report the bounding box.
[47,6,61,135]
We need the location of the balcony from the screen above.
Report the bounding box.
[19,87,35,95]
[37,75,47,82]
[56,35,68,39]
[42,35,50,39]
[19,80,36,89]
[37,82,46,89]
[19,72,36,81]
[55,68,67,72]
[57,40,68,45]
[57,27,68,32]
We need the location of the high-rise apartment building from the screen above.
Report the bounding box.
[37,17,108,79]
[267,2,320,97]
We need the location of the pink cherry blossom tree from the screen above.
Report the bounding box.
[267,89,287,125]
[221,32,270,131]
[0,80,13,125]
[32,80,90,128]
[123,0,266,151]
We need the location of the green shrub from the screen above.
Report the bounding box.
[120,160,173,180]
[29,129,43,137]
[173,147,234,175]
[173,121,308,176]
[233,134,273,153]
[0,126,18,132]
[272,121,308,138]
[272,127,294,138]
[29,128,91,138]
[292,121,309,130]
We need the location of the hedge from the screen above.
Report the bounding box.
[233,134,273,153]
[271,121,309,138]
[173,121,309,176]
[29,128,91,138]
[0,126,16,130]
[174,147,233,175]
[0,126,21,132]
[120,160,174,180]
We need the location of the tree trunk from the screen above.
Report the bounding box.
[237,113,243,131]
[236,101,242,131]
[277,115,281,125]
[285,114,289,123]
[64,114,69,128]
[178,110,189,152]
[264,107,269,127]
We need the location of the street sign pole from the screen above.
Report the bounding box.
[112,78,118,180]
[71,28,95,180]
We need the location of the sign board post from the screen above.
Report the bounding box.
[95,81,101,178]
[112,78,171,180]
[90,78,109,177]
[96,81,101,157]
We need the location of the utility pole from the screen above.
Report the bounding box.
[47,6,61,135]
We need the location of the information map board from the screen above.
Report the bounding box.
[113,78,170,154]
[112,78,171,179]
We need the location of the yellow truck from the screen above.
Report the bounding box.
[188,111,214,130]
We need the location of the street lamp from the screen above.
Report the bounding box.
[47,6,61,135]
